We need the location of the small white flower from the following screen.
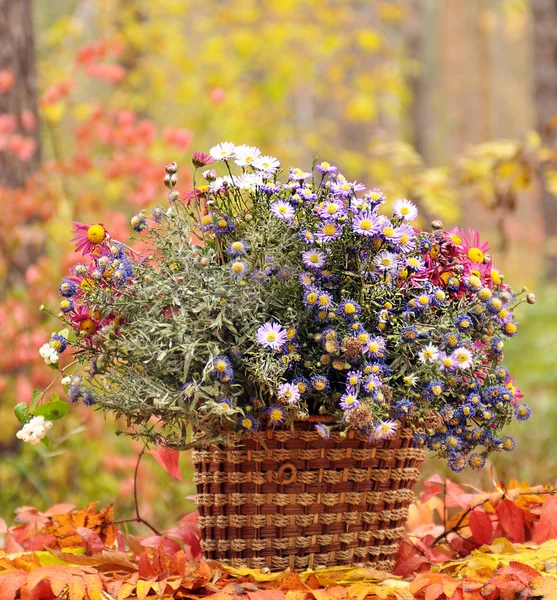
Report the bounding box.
[234,145,261,167]
[392,198,418,221]
[253,155,280,173]
[39,343,51,358]
[61,376,72,385]
[418,343,439,364]
[209,141,236,161]
[49,351,60,364]
[209,177,226,193]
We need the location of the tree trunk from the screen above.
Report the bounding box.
[0,0,40,188]
[531,0,557,279]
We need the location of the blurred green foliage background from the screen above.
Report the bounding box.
[1,0,557,530]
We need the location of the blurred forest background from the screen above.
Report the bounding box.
[1,0,557,529]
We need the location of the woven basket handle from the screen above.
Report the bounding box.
[276,462,297,485]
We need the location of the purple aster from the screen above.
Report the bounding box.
[302,286,320,309]
[315,161,338,175]
[346,370,362,388]
[251,268,271,284]
[267,405,287,426]
[226,240,250,257]
[256,322,288,350]
[210,355,234,382]
[313,290,332,310]
[353,210,380,237]
[314,423,331,440]
[229,260,250,279]
[317,199,346,220]
[316,220,344,243]
[362,375,382,394]
[337,298,361,321]
[311,375,330,392]
[298,271,315,287]
[302,249,326,270]
[270,200,295,221]
[372,419,398,441]
[438,351,457,371]
[214,214,235,235]
[301,230,315,245]
[395,224,417,253]
[59,278,77,297]
[340,392,360,411]
[366,336,386,358]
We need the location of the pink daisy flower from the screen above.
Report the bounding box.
[71,222,109,256]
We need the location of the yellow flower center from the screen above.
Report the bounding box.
[217,218,228,228]
[323,223,337,235]
[418,295,429,305]
[214,360,227,372]
[479,288,492,301]
[201,215,212,226]
[359,219,373,231]
[231,241,245,252]
[319,295,330,306]
[383,226,394,237]
[326,204,338,215]
[491,270,502,284]
[505,323,517,334]
[451,234,463,245]
[242,418,253,429]
[265,332,277,342]
[344,302,356,315]
[443,358,453,367]
[270,409,283,421]
[400,234,410,245]
[231,262,245,274]
[306,292,317,304]
[432,385,442,396]
[87,224,106,245]
[80,319,97,335]
[468,247,484,262]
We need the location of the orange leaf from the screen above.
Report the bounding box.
[533,496,557,544]
[311,585,349,600]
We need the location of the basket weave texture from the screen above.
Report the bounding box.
[192,423,424,572]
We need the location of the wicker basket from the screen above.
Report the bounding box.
[192,422,424,572]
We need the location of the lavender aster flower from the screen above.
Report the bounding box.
[270,200,295,221]
[316,221,344,243]
[353,211,380,237]
[302,249,326,270]
[340,391,360,410]
[256,322,288,350]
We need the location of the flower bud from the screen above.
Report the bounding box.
[527,293,536,304]
[165,162,178,174]
[168,191,180,203]
[431,220,443,230]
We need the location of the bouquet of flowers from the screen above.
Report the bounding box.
[17,142,535,472]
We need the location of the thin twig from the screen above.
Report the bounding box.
[119,447,162,536]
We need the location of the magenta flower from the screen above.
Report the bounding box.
[71,222,109,256]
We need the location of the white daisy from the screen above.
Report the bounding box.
[418,343,439,364]
[233,173,263,191]
[253,155,280,173]
[234,145,261,167]
[393,198,418,221]
[209,141,236,161]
